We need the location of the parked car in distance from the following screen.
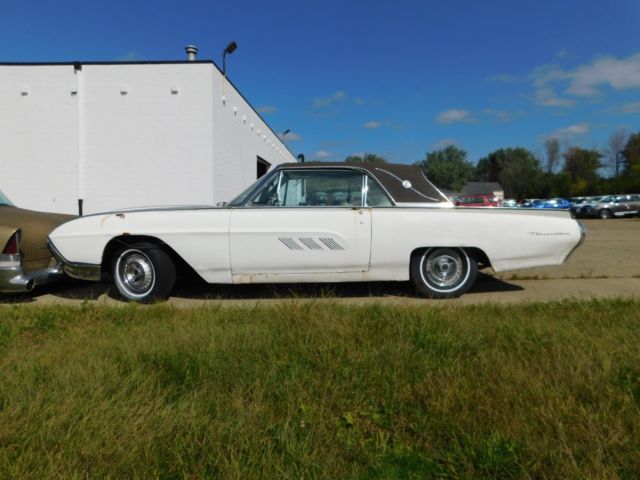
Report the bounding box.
[518,199,541,208]
[0,191,75,293]
[570,196,603,218]
[48,162,584,302]
[532,198,572,209]
[591,194,640,219]
[501,199,517,208]
[454,195,501,207]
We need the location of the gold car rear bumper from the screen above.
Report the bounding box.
[0,254,63,293]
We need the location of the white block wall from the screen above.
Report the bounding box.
[0,65,80,213]
[0,62,295,214]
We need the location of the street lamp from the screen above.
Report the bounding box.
[282,129,291,141]
[222,41,237,76]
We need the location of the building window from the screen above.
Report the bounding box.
[257,157,271,179]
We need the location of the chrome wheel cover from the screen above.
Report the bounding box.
[421,249,466,290]
[116,250,155,296]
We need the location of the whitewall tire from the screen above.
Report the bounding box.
[112,244,176,302]
[410,247,477,299]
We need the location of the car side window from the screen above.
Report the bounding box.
[365,177,393,207]
[250,170,365,207]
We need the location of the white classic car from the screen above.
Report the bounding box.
[48,162,584,302]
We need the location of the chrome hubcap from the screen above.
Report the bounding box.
[425,251,463,288]
[119,251,154,294]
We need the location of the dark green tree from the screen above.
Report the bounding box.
[414,145,475,191]
[345,153,387,164]
[562,147,602,187]
[619,131,640,191]
[476,147,543,198]
[621,131,640,174]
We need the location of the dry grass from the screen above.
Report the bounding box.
[0,300,639,478]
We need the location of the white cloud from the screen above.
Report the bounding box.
[363,121,381,129]
[608,101,640,115]
[535,86,575,107]
[531,53,640,107]
[436,109,472,124]
[313,91,347,108]
[553,122,590,138]
[532,65,574,107]
[314,150,333,159]
[256,105,277,114]
[567,53,640,96]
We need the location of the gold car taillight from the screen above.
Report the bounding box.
[2,230,20,255]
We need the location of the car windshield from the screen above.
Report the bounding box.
[250,169,366,207]
[227,173,274,207]
[0,191,14,207]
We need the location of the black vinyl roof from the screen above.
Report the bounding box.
[276,162,450,204]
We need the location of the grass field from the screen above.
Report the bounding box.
[1,300,639,479]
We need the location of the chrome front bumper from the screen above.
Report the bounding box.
[0,254,63,293]
[564,221,586,263]
[47,239,102,282]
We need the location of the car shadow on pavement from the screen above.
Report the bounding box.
[168,272,523,300]
[0,279,110,304]
[2,271,523,304]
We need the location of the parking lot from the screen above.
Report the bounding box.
[4,218,640,306]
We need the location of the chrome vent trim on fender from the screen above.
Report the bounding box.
[279,237,345,251]
[279,238,303,250]
[299,238,323,250]
[319,238,344,250]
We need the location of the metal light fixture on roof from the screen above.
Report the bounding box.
[222,41,237,76]
[282,129,291,141]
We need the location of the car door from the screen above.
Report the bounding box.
[627,195,640,216]
[612,195,632,216]
[229,168,372,276]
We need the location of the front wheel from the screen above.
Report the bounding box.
[599,209,613,219]
[112,243,176,302]
[410,247,478,299]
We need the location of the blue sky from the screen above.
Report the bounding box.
[1,0,639,165]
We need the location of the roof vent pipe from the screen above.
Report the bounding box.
[185,45,198,61]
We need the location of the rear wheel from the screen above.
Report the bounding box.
[599,209,613,219]
[112,243,175,302]
[410,247,477,299]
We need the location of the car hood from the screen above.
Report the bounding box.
[85,204,220,216]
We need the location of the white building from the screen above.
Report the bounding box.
[0,47,296,215]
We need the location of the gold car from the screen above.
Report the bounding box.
[0,191,74,293]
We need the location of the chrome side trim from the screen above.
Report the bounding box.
[47,238,102,282]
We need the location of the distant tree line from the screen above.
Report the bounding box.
[348,130,640,199]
